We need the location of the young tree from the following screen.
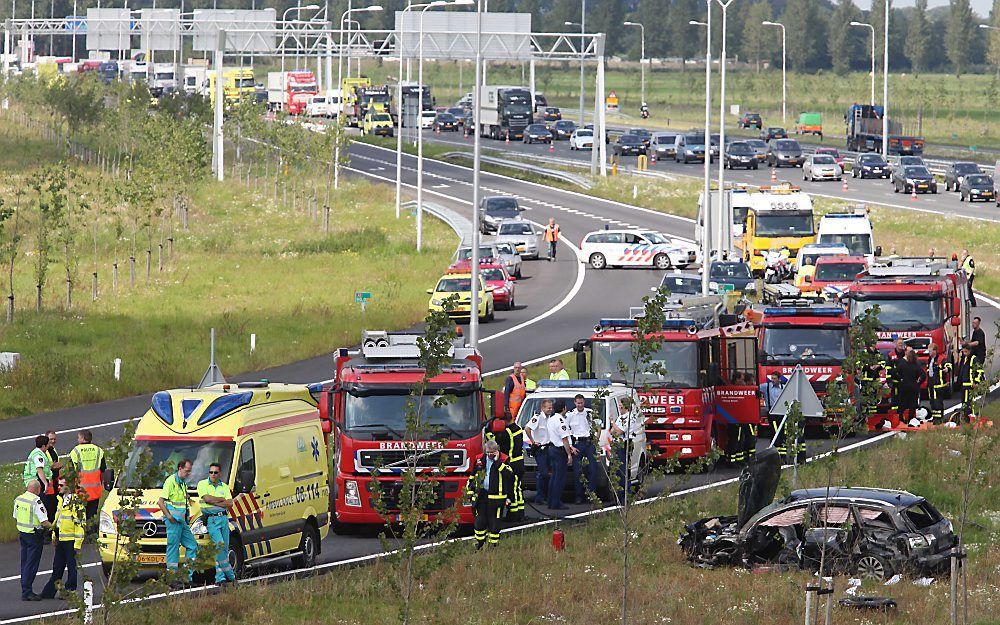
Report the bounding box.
[946,0,977,76]
[782,0,829,71]
[829,0,863,75]
[987,0,1000,76]
[742,1,777,72]
[0,191,16,322]
[30,164,69,312]
[667,0,703,69]
[906,0,933,74]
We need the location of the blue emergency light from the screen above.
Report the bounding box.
[536,379,612,389]
[763,306,844,316]
[597,318,697,330]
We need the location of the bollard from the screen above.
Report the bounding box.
[113,358,122,381]
[633,184,638,199]
[552,528,565,551]
[83,580,94,625]
[250,333,256,353]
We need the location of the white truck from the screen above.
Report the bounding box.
[815,207,880,265]
[479,85,533,140]
[182,65,208,96]
[304,89,341,118]
[148,62,178,96]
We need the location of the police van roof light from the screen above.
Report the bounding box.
[537,379,612,389]
[764,306,845,316]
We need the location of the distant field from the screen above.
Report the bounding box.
[347,60,1000,151]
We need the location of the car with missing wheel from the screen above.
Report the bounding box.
[581,229,696,270]
[680,472,957,582]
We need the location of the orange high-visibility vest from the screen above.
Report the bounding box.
[507,374,526,418]
[544,224,560,242]
[70,443,105,501]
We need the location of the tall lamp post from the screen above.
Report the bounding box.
[281,4,320,74]
[334,4,381,191]
[565,13,585,124]
[881,0,888,156]
[850,21,875,105]
[690,18,711,295]
[715,0,735,260]
[623,20,645,107]
[762,20,785,124]
[396,2,433,220]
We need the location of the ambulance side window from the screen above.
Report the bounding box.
[234,440,256,494]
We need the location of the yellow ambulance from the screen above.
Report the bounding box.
[97,381,330,578]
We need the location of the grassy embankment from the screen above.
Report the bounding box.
[355,60,1000,151]
[0,117,455,419]
[58,413,1000,625]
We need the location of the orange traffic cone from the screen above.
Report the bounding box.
[911,187,918,201]
[505,133,510,145]
[842,178,849,191]
[549,142,555,153]
[770,168,777,183]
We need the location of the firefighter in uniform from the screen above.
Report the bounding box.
[14,480,50,601]
[956,343,984,421]
[40,478,85,598]
[925,342,952,423]
[858,346,886,425]
[466,440,513,549]
[69,429,106,524]
[158,459,198,586]
[483,415,525,521]
[197,462,236,586]
[886,337,907,423]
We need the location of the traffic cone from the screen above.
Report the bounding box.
[911,187,917,201]
[549,142,555,153]
[505,134,510,145]
[770,168,777,183]
[842,178,849,191]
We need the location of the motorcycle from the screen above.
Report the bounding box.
[763,249,793,284]
[640,104,650,119]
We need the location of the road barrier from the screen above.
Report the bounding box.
[441,151,594,189]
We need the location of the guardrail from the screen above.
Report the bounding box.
[403,200,473,250]
[440,151,593,189]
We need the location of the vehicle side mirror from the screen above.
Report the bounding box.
[951,316,961,327]
[875,246,883,257]
[492,390,505,419]
[426,288,434,294]
[101,469,115,491]
[509,275,517,281]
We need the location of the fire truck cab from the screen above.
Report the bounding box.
[756,302,851,428]
[320,331,499,531]
[846,259,971,378]
[574,312,759,465]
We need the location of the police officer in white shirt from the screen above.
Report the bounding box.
[524,400,553,505]
[610,400,644,502]
[545,400,577,510]
[565,394,597,504]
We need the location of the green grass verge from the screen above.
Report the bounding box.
[0,122,455,419]
[56,413,999,625]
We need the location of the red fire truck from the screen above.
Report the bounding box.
[573,313,759,464]
[846,259,971,381]
[318,331,498,531]
[755,302,851,428]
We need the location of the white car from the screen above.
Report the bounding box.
[569,128,594,150]
[493,219,542,259]
[803,154,842,181]
[420,110,437,129]
[581,229,697,270]
[304,91,341,118]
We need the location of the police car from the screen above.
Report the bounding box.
[515,379,648,502]
[581,229,698,270]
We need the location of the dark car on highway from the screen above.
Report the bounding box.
[738,112,762,129]
[746,139,769,162]
[523,123,553,144]
[551,119,577,139]
[534,93,547,111]
[446,107,467,124]
[650,132,678,160]
[542,107,562,122]
[432,112,459,132]
[613,133,646,157]
[625,127,653,148]
[761,126,788,141]
[944,161,982,192]
[680,480,958,582]
[853,153,890,179]
[767,138,803,168]
[674,133,707,163]
[709,261,755,293]
[959,173,994,202]
[724,141,759,170]
[892,165,938,194]
[479,195,524,234]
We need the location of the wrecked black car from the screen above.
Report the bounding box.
[679,449,957,581]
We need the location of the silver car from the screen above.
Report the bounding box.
[493,219,542,260]
[456,243,523,278]
[803,154,842,181]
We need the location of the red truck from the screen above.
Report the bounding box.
[266,70,318,115]
[318,331,498,531]
[846,259,971,384]
[755,303,851,429]
[574,313,760,465]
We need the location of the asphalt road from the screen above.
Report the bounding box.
[420,128,1000,223]
[0,139,997,622]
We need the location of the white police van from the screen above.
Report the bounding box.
[514,379,648,502]
[581,229,697,271]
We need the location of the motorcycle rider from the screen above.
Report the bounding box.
[640,102,649,119]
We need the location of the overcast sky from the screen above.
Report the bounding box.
[852,0,992,17]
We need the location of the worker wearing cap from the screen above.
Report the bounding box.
[466,440,513,549]
[197,462,236,586]
[14,480,51,601]
[158,459,198,587]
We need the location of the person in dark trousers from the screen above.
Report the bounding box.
[543,218,560,261]
[858,345,886,424]
[969,316,987,366]
[886,337,907,417]
[524,400,553,505]
[545,400,576,510]
[956,343,984,421]
[42,431,61,526]
[466,440,513,549]
[925,342,951,423]
[13,480,50,601]
[565,394,597,504]
[895,348,926,426]
[69,429,106,525]
[40,478,84,599]
[483,414,525,521]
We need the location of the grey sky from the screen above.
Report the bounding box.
[851,0,992,17]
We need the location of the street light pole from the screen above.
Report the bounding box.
[690,15,711,296]
[282,4,320,74]
[623,20,644,107]
[397,2,432,221]
[851,21,875,106]
[716,0,734,260]
[762,20,785,124]
[335,4,381,191]
[470,0,483,348]
[881,0,888,157]
[565,11,585,124]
